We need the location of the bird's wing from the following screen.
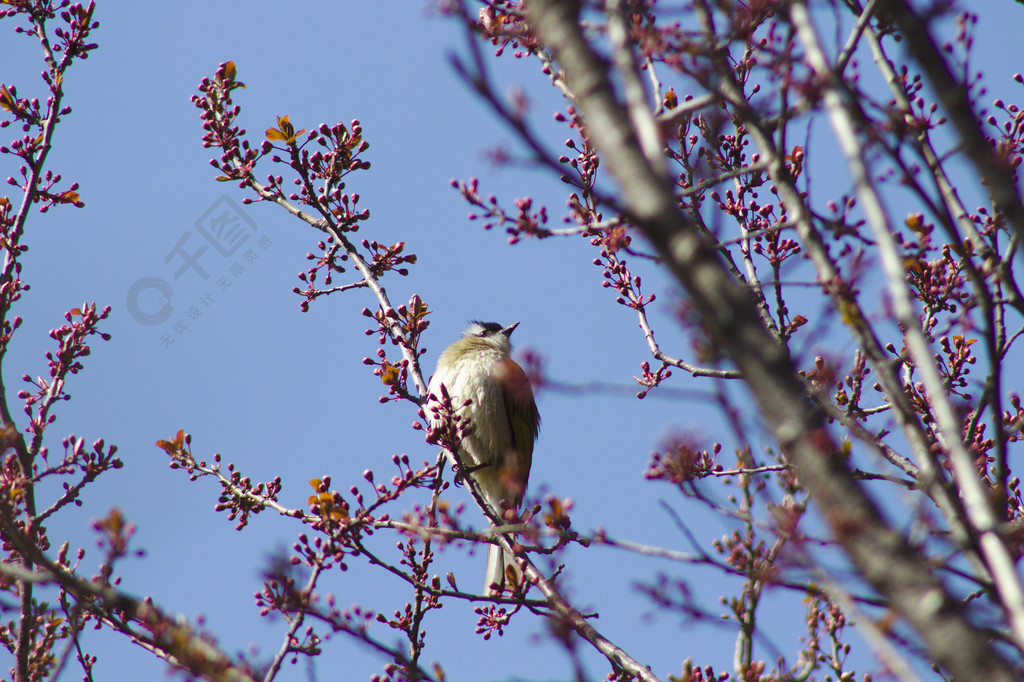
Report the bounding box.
[500,357,540,487]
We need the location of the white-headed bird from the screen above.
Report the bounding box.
[427,321,540,594]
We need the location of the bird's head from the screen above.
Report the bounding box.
[460,320,519,354]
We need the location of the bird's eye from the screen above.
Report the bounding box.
[477,330,488,337]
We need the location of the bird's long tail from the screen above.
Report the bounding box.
[485,536,520,595]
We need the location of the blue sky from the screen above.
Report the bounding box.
[3,2,1024,681]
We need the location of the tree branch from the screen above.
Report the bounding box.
[521,1,1019,678]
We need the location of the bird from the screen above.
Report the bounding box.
[426,321,540,595]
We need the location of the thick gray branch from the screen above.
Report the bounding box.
[522,1,1018,679]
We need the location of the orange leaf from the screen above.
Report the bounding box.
[663,88,678,109]
[266,115,305,144]
[276,115,294,136]
[156,429,187,453]
[0,85,14,112]
[266,127,289,142]
[156,430,186,454]
[903,258,924,277]
[380,361,400,385]
[155,439,177,454]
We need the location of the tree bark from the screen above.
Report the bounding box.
[523,1,1018,678]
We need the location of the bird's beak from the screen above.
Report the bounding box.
[501,321,520,337]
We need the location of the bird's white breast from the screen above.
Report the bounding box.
[428,349,513,486]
